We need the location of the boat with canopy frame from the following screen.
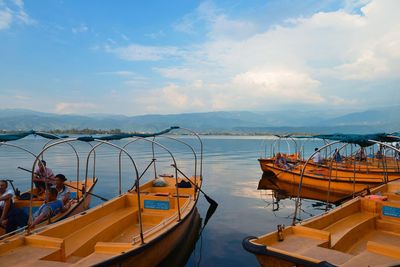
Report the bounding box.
[0,127,216,267]
[258,133,400,199]
[0,131,97,238]
[244,141,400,267]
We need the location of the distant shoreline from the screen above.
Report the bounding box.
[0,129,313,136]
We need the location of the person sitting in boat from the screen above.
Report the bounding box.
[333,148,342,162]
[53,174,70,205]
[355,148,367,161]
[0,180,13,231]
[275,153,291,170]
[312,148,323,165]
[28,187,70,229]
[33,160,55,195]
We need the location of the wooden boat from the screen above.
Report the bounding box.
[243,179,400,267]
[0,131,98,237]
[259,153,400,180]
[259,155,400,196]
[0,127,209,266]
[259,133,400,196]
[0,176,201,266]
[0,178,97,237]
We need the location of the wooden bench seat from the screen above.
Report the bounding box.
[63,207,138,258]
[323,212,377,248]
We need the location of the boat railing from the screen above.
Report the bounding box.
[152,135,198,198]
[115,137,182,225]
[95,129,201,243]
[292,139,400,225]
[132,194,193,244]
[39,132,84,201]
[0,143,38,240]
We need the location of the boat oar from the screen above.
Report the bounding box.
[17,166,108,202]
[172,165,218,207]
[63,183,108,202]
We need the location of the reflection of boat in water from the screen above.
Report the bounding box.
[0,127,213,266]
[157,208,202,267]
[258,172,348,205]
[243,179,400,267]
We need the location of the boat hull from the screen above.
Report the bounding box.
[0,177,202,266]
[94,206,200,267]
[259,158,400,196]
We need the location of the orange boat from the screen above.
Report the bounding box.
[259,155,400,196]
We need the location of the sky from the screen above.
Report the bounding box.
[0,0,399,116]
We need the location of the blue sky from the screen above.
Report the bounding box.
[0,0,399,115]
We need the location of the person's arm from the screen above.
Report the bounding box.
[0,192,12,202]
[28,206,51,228]
[61,191,71,205]
[62,200,72,211]
[46,169,56,184]
[33,169,44,182]
[0,198,12,226]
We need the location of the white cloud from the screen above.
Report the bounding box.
[0,0,34,30]
[106,0,400,114]
[232,70,323,103]
[55,102,97,114]
[72,23,89,34]
[107,44,181,61]
[145,30,165,39]
[98,70,136,77]
[0,8,12,29]
[173,1,257,40]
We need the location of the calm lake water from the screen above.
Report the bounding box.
[0,135,328,266]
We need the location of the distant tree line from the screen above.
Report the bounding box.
[48,128,124,134]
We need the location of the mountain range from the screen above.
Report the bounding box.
[0,106,399,134]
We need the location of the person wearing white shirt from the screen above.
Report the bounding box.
[0,180,14,229]
[312,148,323,164]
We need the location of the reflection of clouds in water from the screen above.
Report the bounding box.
[231,180,262,199]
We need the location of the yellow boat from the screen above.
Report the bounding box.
[0,178,97,237]
[0,176,201,266]
[0,127,210,266]
[243,179,400,267]
[0,131,99,237]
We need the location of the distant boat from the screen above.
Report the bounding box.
[243,179,400,267]
[258,133,400,197]
[258,156,400,196]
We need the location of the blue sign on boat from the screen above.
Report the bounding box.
[144,200,170,210]
[382,206,400,218]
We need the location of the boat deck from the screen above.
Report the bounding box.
[0,177,199,266]
[250,180,400,266]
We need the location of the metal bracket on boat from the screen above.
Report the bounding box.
[277,224,285,241]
